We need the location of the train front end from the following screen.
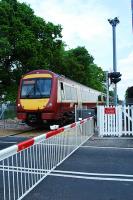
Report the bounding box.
[17,70,57,126]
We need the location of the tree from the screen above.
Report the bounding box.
[0,0,63,100]
[87,64,104,91]
[125,87,133,104]
[60,46,105,92]
[125,87,133,99]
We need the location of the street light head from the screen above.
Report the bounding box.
[108,18,112,24]
[114,17,120,24]
[108,17,120,26]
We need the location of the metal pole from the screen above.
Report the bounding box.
[105,71,109,106]
[112,25,117,72]
[108,17,119,106]
[112,25,117,106]
[75,104,77,122]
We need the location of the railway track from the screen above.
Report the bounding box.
[0,127,49,138]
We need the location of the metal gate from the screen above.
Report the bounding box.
[0,117,94,200]
[97,106,133,136]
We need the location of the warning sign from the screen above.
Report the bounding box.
[104,107,116,114]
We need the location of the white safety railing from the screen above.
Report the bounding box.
[0,117,94,200]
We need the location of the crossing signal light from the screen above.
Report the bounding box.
[108,72,122,84]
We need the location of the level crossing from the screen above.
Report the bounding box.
[0,106,133,200]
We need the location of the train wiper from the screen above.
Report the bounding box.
[36,83,43,98]
[26,87,34,97]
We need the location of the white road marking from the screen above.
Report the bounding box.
[0,141,17,144]
[92,137,133,140]
[50,173,133,182]
[53,170,133,178]
[50,170,133,182]
[81,145,133,150]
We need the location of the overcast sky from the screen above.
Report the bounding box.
[19,0,133,100]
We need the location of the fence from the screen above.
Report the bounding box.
[97,105,133,136]
[0,103,16,119]
[0,119,28,130]
[0,103,28,129]
[0,117,94,200]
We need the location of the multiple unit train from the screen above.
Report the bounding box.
[17,70,104,126]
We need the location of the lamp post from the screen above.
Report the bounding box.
[108,17,120,106]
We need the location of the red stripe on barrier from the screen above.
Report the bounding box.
[80,120,85,124]
[70,123,76,128]
[17,139,34,152]
[46,127,64,139]
[16,118,91,152]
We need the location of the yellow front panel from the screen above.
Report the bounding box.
[23,74,52,79]
[20,99,49,110]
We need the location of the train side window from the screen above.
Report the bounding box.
[65,85,71,100]
[98,95,102,101]
[60,82,64,90]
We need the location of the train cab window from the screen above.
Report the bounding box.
[21,80,35,98]
[21,78,52,98]
[36,79,51,97]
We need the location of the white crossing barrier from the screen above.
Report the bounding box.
[97,106,133,136]
[0,117,94,200]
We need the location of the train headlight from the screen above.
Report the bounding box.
[47,102,52,107]
[18,103,21,107]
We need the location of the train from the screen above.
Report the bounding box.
[17,70,104,126]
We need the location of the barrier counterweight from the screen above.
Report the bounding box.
[0,117,94,200]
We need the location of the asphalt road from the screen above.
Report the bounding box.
[22,137,133,200]
[1,136,133,200]
[0,136,29,149]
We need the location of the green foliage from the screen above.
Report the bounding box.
[58,47,104,92]
[88,64,104,91]
[5,84,18,102]
[0,0,105,101]
[109,90,114,97]
[0,0,63,100]
[125,86,133,99]
[4,109,16,119]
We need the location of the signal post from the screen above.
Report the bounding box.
[108,17,120,106]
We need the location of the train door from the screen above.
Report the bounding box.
[57,80,65,103]
[76,85,82,108]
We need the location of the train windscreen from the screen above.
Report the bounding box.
[21,78,52,99]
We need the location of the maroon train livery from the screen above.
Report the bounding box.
[17,70,102,126]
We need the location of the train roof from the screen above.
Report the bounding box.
[23,69,102,94]
[24,69,58,76]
